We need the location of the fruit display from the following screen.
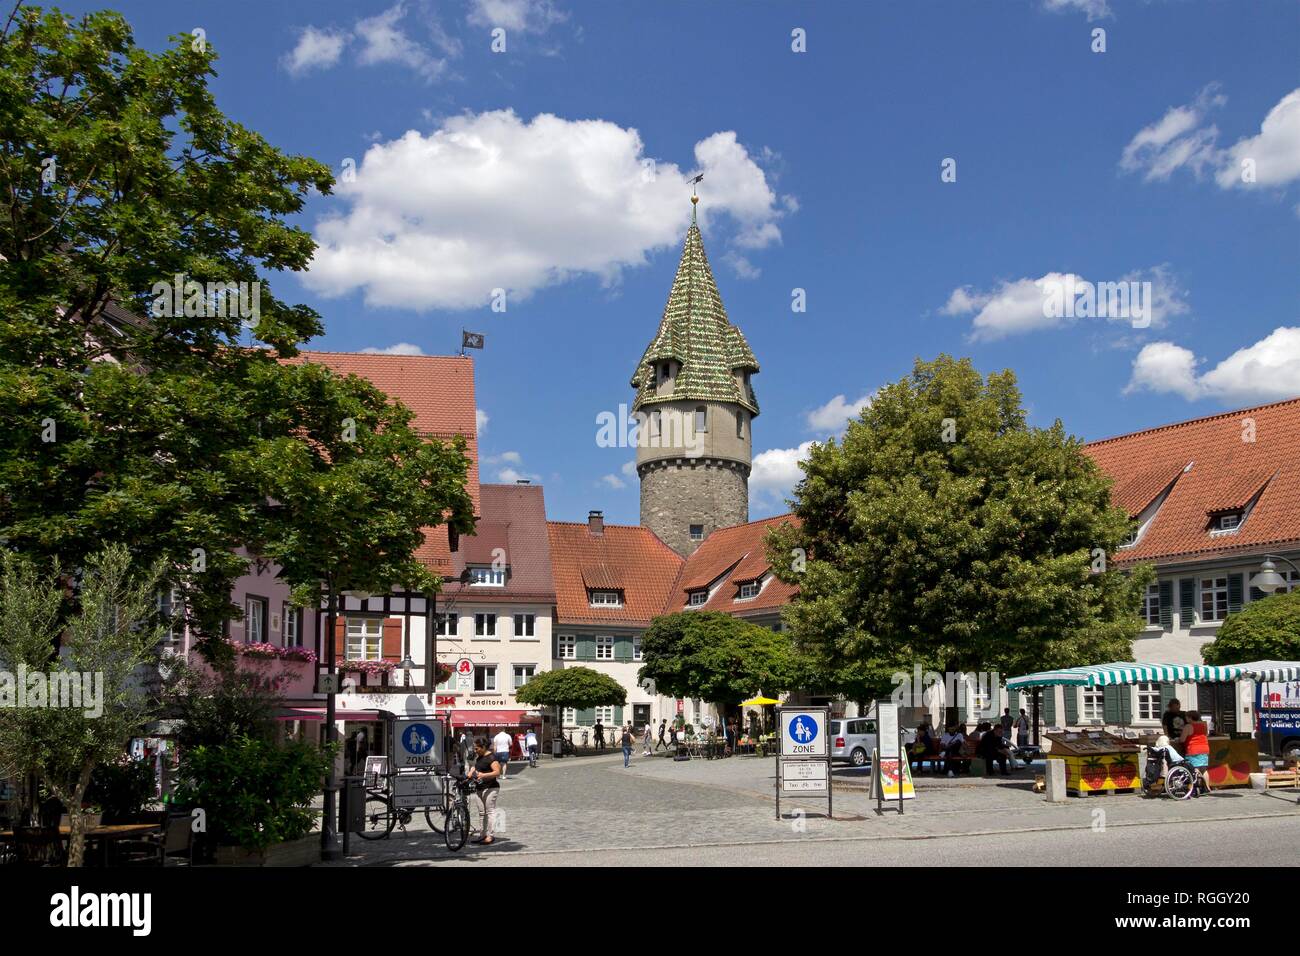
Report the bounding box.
[1044,730,1140,795]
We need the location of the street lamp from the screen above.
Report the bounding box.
[1250,555,1299,594]
[400,653,415,687]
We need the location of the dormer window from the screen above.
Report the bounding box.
[737,580,761,600]
[1209,511,1245,536]
[688,590,708,607]
[1119,526,1139,549]
[660,362,672,383]
[589,589,623,607]
[469,566,506,586]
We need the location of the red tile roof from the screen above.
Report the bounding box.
[547,521,683,627]
[1085,397,1300,565]
[667,514,801,615]
[285,351,480,571]
[443,484,555,604]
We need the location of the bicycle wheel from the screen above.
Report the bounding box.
[444,802,469,852]
[1164,765,1194,800]
[357,795,396,840]
[424,804,445,834]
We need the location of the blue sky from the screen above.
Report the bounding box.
[61,0,1300,524]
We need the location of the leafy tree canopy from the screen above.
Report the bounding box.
[768,355,1150,684]
[515,667,627,711]
[1202,590,1300,665]
[638,611,801,706]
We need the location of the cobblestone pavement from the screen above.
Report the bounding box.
[324,751,1300,867]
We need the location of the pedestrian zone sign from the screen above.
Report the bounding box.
[781,709,826,757]
[393,718,443,769]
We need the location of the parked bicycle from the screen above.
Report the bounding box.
[442,772,479,852]
[355,771,446,841]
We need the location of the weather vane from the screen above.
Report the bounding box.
[688,172,703,202]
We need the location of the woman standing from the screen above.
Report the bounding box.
[467,737,502,844]
[1179,710,1211,796]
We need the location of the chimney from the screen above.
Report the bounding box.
[515,479,530,485]
[588,510,604,535]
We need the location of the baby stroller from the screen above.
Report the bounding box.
[1142,736,1204,800]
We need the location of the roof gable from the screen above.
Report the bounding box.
[668,514,801,615]
[547,521,683,626]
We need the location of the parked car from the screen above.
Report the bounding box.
[831,718,918,766]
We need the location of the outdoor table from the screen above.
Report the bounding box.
[0,823,160,867]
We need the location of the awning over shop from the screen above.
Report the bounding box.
[276,707,395,722]
[1006,661,1245,690]
[1233,660,1300,683]
[446,709,542,728]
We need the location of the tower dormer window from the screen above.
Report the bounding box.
[660,362,672,382]
[695,406,707,433]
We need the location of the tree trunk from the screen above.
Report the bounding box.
[53,762,95,868]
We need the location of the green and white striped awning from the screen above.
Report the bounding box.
[1235,660,1300,683]
[1005,661,1245,690]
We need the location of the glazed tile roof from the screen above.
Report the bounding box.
[668,514,801,615]
[443,484,555,605]
[629,205,759,416]
[1085,397,1300,565]
[547,520,683,627]
[286,351,480,572]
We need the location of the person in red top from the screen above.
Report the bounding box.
[1179,709,1211,795]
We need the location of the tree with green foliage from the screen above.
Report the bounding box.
[0,5,329,645]
[638,612,802,709]
[1202,591,1300,665]
[515,667,627,712]
[768,356,1150,709]
[0,545,167,866]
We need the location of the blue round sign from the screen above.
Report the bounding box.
[402,723,435,754]
[787,714,818,746]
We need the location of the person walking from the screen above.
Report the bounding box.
[467,737,502,845]
[621,725,635,767]
[1014,709,1030,748]
[492,728,512,779]
[655,719,668,751]
[642,722,653,756]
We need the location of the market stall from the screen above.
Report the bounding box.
[1041,729,1140,795]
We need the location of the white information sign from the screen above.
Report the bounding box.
[393,718,444,770]
[781,761,828,793]
[780,710,827,758]
[877,700,900,759]
[393,772,445,808]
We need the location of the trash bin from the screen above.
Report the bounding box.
[551,738,563,758]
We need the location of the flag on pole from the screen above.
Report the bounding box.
[461,330,485,351]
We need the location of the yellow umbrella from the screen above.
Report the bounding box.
[741,696,781,707]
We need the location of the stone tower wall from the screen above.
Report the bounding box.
[639,458,749,557]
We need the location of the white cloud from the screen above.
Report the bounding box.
[468,0,566,34]
[355,4,454,81]
[283,26,347,76]
[1126,327,1300,404]
[807,392,873,433]
[475,408,489,433]
[1042,0,1112,21]
[1216,89,1300,189]
[305,110,788,310]
[483,450,522,466]
[621,460,637,478]
[751,441,816,498]
[943,267,1187,342]
[360,342,425,355]
[598,473,625,489]
[497,467,539,483]
[1120,84,1226,182]
[1122,85,1300,193]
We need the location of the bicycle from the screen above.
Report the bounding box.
[355,772,446,840]
[442,773,479,852]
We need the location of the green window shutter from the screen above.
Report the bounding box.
[1102,685,1121,724]
[1042,688,1056,725]
[1160,683,1176,712]
[614,635,633,662]
[1249,586,1266,602]
[614,705,624,726]
[1063,688,1079,725]
[577,635,596,661]
[1158,580,1173,630]
[1227,573,1244,615]
[1119,685,1133,724]
[577,707,595,725]
[1179,578,1196,626]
